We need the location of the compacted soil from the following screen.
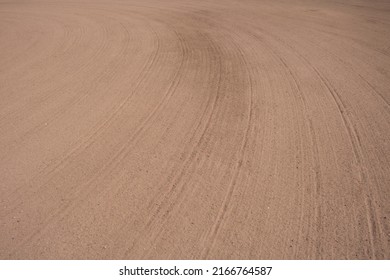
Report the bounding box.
[1,0,389,259]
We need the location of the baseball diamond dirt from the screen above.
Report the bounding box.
[0,0,389,259]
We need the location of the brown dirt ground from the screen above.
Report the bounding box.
[0,0,389,259]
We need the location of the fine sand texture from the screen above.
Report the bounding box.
[1,0,389,259]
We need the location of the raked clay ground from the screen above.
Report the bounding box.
[0,0,390,259]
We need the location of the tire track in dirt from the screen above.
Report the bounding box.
[4,14,187,256]
[200,36,254,258]
[1,0,389,259]
[243,14,389,258]
[0,10,158,207]
[119,27,228,258]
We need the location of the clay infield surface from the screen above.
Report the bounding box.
[0,0,390,259]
